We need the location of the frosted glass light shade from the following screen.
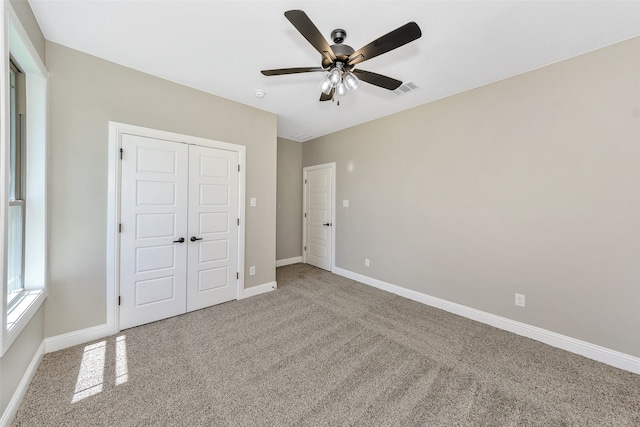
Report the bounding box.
[344,72,359,92]
[328,68,342,87]
[320,76,333,94]
[336,82,347,96]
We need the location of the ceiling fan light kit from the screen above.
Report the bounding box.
[261,10,422,104]
[319,64,359,97]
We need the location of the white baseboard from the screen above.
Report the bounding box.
[333,267,640,375]
[276,256,302,267]
[242,281,277,299]
[0,340,45,427]
[45,323,111,354]
[44,282,280,351]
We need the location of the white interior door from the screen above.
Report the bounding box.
[304,165,334,271]
[187,145,239,311]
[119,134,188,329]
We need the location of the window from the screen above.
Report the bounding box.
[1,2,48,355]
[7,61,25,307]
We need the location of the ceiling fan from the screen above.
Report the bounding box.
[261,10,422,104]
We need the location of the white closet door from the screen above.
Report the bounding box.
[186,145,239,312]
[305,166,333,271]
[119,134,188,330]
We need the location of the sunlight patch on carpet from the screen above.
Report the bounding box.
[72,341,105,402]
[116,335,129,385]
[71,335,129,402]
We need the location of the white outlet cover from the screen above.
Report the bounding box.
[365,258,370,267]
[249,266,256,276]
[515,293,525,307]
[250,197,256,207]
[343,200,349,207]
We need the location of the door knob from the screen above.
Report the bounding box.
[323,223,332,226]
[172,237,185,243]
[190,236,203,242]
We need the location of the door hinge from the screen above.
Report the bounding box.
[304,179,307,184]
[119,223,122,233]
[120,148,123,159]
[237,272,239,279]
[237,218,240,226]
[238,164,240,172]
[304,246,307,251]
[118,296,121,306]
[304,213,307,218]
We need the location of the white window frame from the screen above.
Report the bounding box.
[7,60,25,303]
[0,1,48,355]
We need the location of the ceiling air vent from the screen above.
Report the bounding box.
[394,81,419,95]
[289,132,314,142]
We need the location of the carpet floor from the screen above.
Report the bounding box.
[12,263,640,426]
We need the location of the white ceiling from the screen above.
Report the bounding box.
[28,1,640,142]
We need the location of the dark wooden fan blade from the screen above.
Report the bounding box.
[352,69,403,90]
[320,88,334,101]
[347,22,421,67]
[261,67,325,76]
[285,10,336,62]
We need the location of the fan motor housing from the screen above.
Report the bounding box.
[320,29,355,68]
[322,43,355,68]
[331,43,355,59]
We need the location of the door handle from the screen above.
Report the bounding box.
[323,223,332,226]
[173,237,185,243]
[190,236,203,242]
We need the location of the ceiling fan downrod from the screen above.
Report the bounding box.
[330,29,347,44]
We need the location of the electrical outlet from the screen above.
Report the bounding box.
[249,266,256,276]
[343,200,349,207]
[250,197,256,207]
[515,293,525,307]
[365,258,370,267]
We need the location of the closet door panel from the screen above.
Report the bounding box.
[119,135,188,329]
[187,145,239,311]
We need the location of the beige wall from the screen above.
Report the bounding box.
[0,0,45,419]
[0,307,43,415]
[303,37,640,357]
[46,42,277,337]
[276,138,302,260]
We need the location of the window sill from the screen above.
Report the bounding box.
[2,289,46,355]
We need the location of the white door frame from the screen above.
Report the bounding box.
[302,162,336,271]
[106,122,246,334]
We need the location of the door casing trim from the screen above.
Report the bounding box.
[302,162,336,271]
[106,122,246,334]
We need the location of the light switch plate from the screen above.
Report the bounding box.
[343,200,349,207]
[250,197,256,207]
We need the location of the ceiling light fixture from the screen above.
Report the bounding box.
[318,62,361,103]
